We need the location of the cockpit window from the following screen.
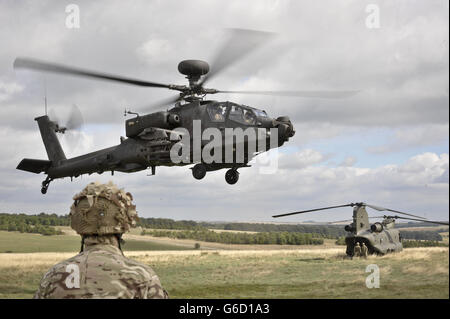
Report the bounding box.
[207,103,228,122]
[253,109,268,118]
[228,105,256,125]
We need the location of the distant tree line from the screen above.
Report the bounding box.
[137,217,204,230]
[0,213,67,236]
[141,229,324,245]
[2,212,445,241]
[203,223,348,239]
[402,240,448,248]
[399,231,443,241]
[137,218,347,238]
[395,222,448,229]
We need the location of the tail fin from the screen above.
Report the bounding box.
[35,115,66,162]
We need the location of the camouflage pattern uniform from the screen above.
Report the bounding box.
[34,181,168,299]
[354,243,361,257]
[361,242,368,258]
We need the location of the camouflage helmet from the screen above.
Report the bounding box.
[69,181,138,235]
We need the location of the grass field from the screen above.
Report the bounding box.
[0,231,194,253]
[0,230,448,299]
[0,246,448,299]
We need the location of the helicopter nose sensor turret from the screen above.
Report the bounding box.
[274,116,295,146]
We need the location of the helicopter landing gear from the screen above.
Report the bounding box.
[192,164,207,180]
[41,176,53,194]
[225,168,239,185]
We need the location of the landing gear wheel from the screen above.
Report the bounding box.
[41,177,53,195]
[225,169,239,185]
[192,164,207,180]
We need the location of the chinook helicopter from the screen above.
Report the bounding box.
[14,29,356,194]
[273,202,449,257]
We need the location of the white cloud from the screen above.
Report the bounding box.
[339,156,357,167]
[278,149,326,169]
[2,149,447,222]
[0,1,448,224]
[367,125,449,154]
[136,38,173,63]
[0,80,23,102]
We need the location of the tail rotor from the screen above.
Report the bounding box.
[48,104,85,152]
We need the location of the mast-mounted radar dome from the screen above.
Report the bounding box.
[178,60,210,78]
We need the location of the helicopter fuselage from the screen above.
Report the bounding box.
[344,206,403,256]
[17,99,295,193]
[345,228,403,256]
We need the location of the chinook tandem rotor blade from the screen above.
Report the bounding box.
[327,215,387,224]
[199,28,276,86]
[326,218,354,224]
[272,203,356,218]
[215,89,360,99]
[387,216,449,226]
[14,57,174,89]
[364,203,428,220]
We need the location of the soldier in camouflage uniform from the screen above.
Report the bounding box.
[354,242,361,257]
[34,181,168,299]
[360,242,368,258]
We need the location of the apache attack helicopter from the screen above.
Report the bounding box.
[14,29,356,194]
[273,202,449,257]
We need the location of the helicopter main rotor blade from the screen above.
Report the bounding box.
[364,203,428,220]
[387,216,449,226]
[273,203,355,218]
[327,215,387,224]
[14,57,174,89]
[215,89,360,99]
[199,28,276,87]
[326,218,354,224]
[134,94,182,112]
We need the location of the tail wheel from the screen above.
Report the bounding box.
[192,164,207,180]
[225,169,239,185]
[40,177,52,194]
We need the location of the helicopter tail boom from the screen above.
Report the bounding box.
[16,115,68,194]
[35,115,67,162]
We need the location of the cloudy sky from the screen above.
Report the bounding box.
[0,0,448,223]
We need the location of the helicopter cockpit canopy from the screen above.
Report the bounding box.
[206,102,269,126]
[252,108,268,118]
[229,104,256,125]
[229,103,268,125]
[207,103,228,122]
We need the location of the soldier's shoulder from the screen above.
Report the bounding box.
[41,253,83,279]
[34,253,84,299]
[115,253,159,279]
[88,247,158,279]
